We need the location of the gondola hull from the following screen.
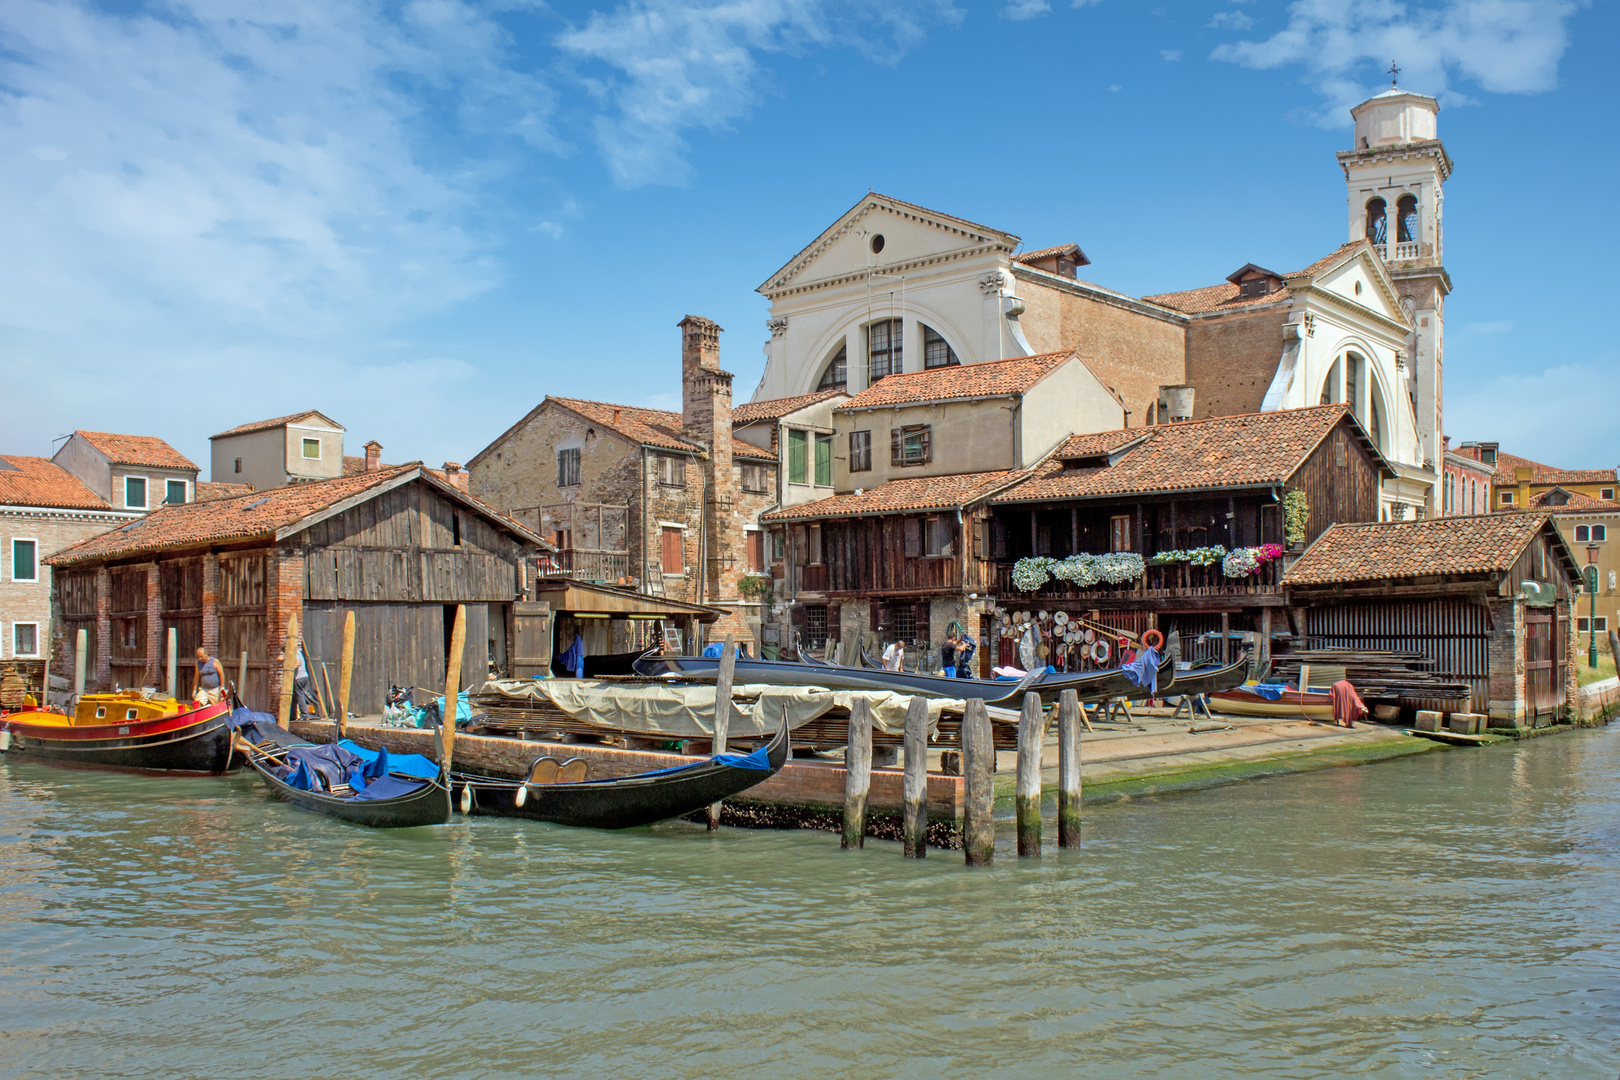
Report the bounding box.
[1207,685,1334,722]
[242,752,453,828]
[456,717,791,829]
[0,701,235,774]
[1161,654,1253,699]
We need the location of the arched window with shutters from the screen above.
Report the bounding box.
[1365,198,1388,245]
[922,325,959,369]
[817,344,847,391]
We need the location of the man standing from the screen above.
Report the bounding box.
[955,631,977,679]
[941,631,958,678]
[191,647,225,706]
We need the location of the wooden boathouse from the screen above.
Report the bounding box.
[45,465,550,714]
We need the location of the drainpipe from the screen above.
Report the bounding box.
[640,448,650,590]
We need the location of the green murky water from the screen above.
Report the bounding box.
[2,731,1617,1078]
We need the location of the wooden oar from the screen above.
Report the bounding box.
[338,611,356,741]
[443,605,467,811]
[276,614,301,729]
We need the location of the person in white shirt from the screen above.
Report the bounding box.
[881,641,905,671]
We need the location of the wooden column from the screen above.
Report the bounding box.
[338,610,356,740]
[1057,689,1082,848]
[237,651,249,697]
[708,636,735,831]
[962,697,994,866]
[1259,607,1273,673]
[275,613,300,728]
[842,697,872,849]
[443,605,466,794]
[165,627,177,699]
[1220,612,1231,666]
[902,695,929,858]
[74,629,88,698]
[1015,691,1046,857]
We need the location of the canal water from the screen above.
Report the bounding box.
[3,731,1617,1079]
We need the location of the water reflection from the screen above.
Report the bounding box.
[3,732,1619,1078]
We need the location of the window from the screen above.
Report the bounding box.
[557,447,581,487]
[124,476,147,509]
[808,523,823,564]
[787,430,808,484]
[1595,525,1609,542]
[891,425,931,467]
[923,516,954,557]
[165,479,188,505]
[889,603,917,645]
[1110,514,1132,552]
[817,345,847,392]
[803,604,828,648]
[814,434,832,486]
[1365,197,1388,245]
[1500,491,1515,505]
[302,437,320,459]
[661,527,685,574]
[922,326,959,369]
[1345,352,1360,414]
[771,530,784,560]
[1578,617,1609,633]
[867,319,902,381]
[1396,194,1419,244]
[13,623,39,658]
[658,454,686,488]
[1576,525,1590,542]
[1603,488,1615,501]
[233,457,243,474]
[451,513,461,547]
[1319,359,1340,405]
[746,530,766,572]
[740,462,771,494]
[11,539,38,582]
[849,431,872,473]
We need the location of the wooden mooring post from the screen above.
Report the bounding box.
[166,627,178,700]
[842,697,873,849]
[74,629,88,698]
[1016,692,1047,857]
[337,610,356,741]
[275,613,300,728]
[444,605,466,809]
[962,697,994,866]
[236,650,248,698]
[902,695,928,858]
[1057,689,1082,848]
[708,636,735,832]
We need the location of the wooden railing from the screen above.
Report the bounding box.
[540,548,631,583]
[994,557,1281,600]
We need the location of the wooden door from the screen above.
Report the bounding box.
[1524,608,1561,718]
[510,601,551,679]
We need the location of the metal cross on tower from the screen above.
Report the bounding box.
[1388,61,1400,86]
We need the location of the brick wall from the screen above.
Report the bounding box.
[1485,596,1525,722]
[2,511,125,663]
[265,547,305,707]
[1183,309,1289,419]
[202,552,220,651]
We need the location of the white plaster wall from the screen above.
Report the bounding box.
[1017,360,1126,466]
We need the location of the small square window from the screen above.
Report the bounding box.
[11,539,37,582]
[13,623,39,657]
[165,479,188,505]
[849,431,871,473]
[1576,525,1591,542]
[658,454,686,488]
[302,437,321,459]
[1499,490,1514,505]
[124,476,147,509]
[557,447,581,487]
[234,457,243,474]
[1602,488,1615,501]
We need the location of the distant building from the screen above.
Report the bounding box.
[1452,441,1618,510]
[51,430,199,512]
[1441,436,1495,516]
[210,410,346,491]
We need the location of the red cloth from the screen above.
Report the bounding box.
[1329,680,1367,727]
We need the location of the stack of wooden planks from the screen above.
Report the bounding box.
[1268,649,1472,710]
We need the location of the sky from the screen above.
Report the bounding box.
[2,0,1616,478]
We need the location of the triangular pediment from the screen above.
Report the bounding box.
[758,193,1020,297]
[1298,241,1412,329]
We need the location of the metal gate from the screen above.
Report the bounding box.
[1305,598,1490,712]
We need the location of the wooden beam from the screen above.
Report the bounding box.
[276,612,300,728]
[902,695,928,859]
[338,610,355,741]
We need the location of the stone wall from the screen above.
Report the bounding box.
[1486,596,1525,723]
[1183,309,1289,419]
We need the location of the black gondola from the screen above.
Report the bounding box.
[453,714,791,829]
[634,649,1172,705]
[231,709,452,829]
[1155,652,1252,699]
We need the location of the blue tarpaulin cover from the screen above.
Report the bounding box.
[589,740,775,782]
[1120,646,1162,695]
[335,739,440,781]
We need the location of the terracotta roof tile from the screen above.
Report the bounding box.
[212,411,341,439]
[994,405,1382,503]
[1284,512,1559,586]
[0,456,112,510]
[1053,429,1151,460]
[834,352,1077,412]
[1486,449,1617,488]
[1015,243,1088,266]
[1143,241,1364,315]
[762,470,1021,522]
[1532,488,1620,512]
[341,455,398,477]
[551,397,775,461]
[731,390,846,425]
[195,481,255,502]
[73,431,196,470]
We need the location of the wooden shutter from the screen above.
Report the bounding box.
[891,428,903,466]
[903,518,921,557]
[919,426,932,463]
[747,531,765,572]
[661,527,683,572]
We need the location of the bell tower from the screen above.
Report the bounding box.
[1338,78,1453,515]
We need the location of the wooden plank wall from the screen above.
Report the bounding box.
[1287,420,1382,542]
[219,552,269,710]
[160,557,204,670]
[1305,598,1491,712]
[822,516,960,595]
[109,566,147,689]
[301,602,496,714]
[56,569,97,682]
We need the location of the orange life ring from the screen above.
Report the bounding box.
[1142,629,1165,650]
[1091,639,1111,664]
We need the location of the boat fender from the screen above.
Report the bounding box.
[0,728,9,752]
[1091,640,1111,664]
[460,784,473,814]
[514,784,528,808]
[1142,629,1165,650]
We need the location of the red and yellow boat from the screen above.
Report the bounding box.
[1,691,236,774]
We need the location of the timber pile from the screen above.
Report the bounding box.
[1268,649,1472,708]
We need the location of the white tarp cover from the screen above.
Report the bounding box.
[478,679,958,739]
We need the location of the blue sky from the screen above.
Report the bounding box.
[2,0,1615,477]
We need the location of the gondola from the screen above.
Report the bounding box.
[0,693,235,774]
[796,644,833,666]
[1208,682,1334,722]
[452,714,792,829]
[1159,652,1252,699]
[633,649,1172,706]
[230,708,452,828]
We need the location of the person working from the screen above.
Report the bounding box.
[881,640,906,671]
[192,647,225,705]
[941,631,958,678]
[955,632,977,679]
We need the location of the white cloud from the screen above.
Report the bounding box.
[1210,0,1582,125]
[1072,0,1104,7]
[1161,48,1183,61]
[1207,11,1256,30]
[1107,82,1123,92]
[1003,0,1053,19]
[1447,360,1620,467]
[556,0,962,188]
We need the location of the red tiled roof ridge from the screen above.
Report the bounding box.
[834,351,1077,411]
[732,389,845,424]
[1015,243,1083,263]
[73,430,197,470]
[0,455,114,510]
[211,410,340,439]
[761,469,1023,522]
[1143,241,1367,315]
[1283,511,1566,587]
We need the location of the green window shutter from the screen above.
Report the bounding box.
[814,434,832,486]
[788,430,807,484]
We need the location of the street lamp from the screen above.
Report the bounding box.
[1588,543,1602,669]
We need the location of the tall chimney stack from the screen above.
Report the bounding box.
[364,439,382,472]
[678,316,734,603]
[442,462,468,492]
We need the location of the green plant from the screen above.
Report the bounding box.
[1283,490,1310,546]
[737,573,773,600]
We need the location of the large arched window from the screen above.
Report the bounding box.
[1396,194,1419,244]
[922,325,959,369]
[816,345,847,391]
[1366,381,1385,452]
[1319,358,1341,405]
[867,319,902,381]
[1365,198,1388,245]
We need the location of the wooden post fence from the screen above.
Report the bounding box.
[902,695,929,858]
[709,636,735,831]
[1057,689,1082,848]
[962,697,994,866]
[1016,691,1046,857]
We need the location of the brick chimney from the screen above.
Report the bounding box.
[442,462,468,492]
[364,439,382,472]
[678,316,735,604]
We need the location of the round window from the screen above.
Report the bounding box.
[870,234,885,254]
[1354,280,1363,295]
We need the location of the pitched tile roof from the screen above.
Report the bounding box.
[550,398,776,461]
[1143,241,1364,315]
[195,481,255,502]
[1532,488,1620,513]
[47,465,547,566]
[1053,429,1151,461]
[212,411,342,439]
[1488,449,1618,488]
[834,352,1077,412]
[0,456,112,510]
[73,431,197,470]
[994,405,1385,504]
[762,470,1021,522]
[731,390,846,425]
[1015,243,1089,266]
[1284,512,1564,586]
[341,455,399,477]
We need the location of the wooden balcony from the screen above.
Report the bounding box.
[993,558,1283,609]
[541,548,631,584]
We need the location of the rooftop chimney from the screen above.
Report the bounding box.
[364,440,382,472]
[677,316,735,603]
[442,462,468,492]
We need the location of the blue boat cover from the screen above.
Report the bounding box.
[270,741,437,801]
[594,740,776,782]
[1236,683,1289,701]
[350,774,431,801]
[1120,646,1162,695]
[335,739,441,781]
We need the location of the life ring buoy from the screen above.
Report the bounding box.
[1091,639,1111,664]
[1142,629,1165,650]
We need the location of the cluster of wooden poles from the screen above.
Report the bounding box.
[839,688,1083,865]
